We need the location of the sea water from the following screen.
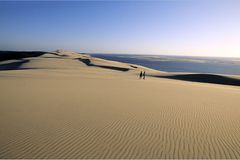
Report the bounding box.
[91,54,240,75]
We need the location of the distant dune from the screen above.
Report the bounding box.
[152,73,240,87]
[1,50,240,86]
[0,50,240,159]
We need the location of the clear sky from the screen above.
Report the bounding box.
[0,1,240,57]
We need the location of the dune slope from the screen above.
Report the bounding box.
[0,51,240,159]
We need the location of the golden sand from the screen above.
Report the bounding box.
[0,51,240,158]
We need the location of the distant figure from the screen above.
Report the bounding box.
[143,71,146,80]
[139,71,143,79]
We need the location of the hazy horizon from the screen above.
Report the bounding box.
[1,1,240,58]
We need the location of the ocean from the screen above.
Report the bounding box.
[91,54,240,75]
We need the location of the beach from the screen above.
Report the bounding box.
[1,51,240,158]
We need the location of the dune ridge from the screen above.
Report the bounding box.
[152,73,240,87]
[0,50,240,158]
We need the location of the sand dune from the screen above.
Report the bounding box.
[152,73,240,87]
[0,50,240,158]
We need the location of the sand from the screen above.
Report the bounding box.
[0,51,240,159]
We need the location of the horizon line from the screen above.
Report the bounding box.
[1,49,240,58]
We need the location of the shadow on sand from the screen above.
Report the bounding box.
[0,51,46,62]
[77,58,130,72]
[0,51,47,71]
[0,60,33,71]
[152,74,240,87]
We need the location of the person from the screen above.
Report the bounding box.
[143,71,146,80]
[139,71,143,79]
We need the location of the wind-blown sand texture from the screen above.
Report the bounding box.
[0,50,240,159]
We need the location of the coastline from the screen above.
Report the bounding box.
[91,53,240,76]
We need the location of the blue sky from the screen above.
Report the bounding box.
[0,1,240,57]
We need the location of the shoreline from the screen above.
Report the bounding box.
[91,53,240,76]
